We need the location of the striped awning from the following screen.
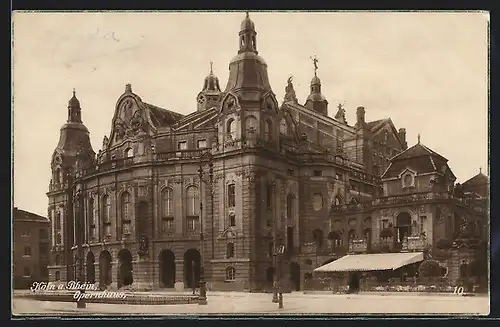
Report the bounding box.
[314,252,424,272]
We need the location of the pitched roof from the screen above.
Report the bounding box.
[382,142,454,179]
[13,208,49,223]
[366,119,388,132]
[462,172,488,187]
[143,102,185,127]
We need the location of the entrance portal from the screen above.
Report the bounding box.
[159,250,176,288]
[98,251,112,289]
[396,212,412,243]
[290,262,301,291]
[118,249,133,288]
[86,251,95,283]
[184,249,200,289]
[348,272,360,293]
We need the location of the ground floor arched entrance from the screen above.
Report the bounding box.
[99,250,112,289]
[159,250,176,288]
[290,262,301,291]
[86,251,95,283]
[184,249,200,289]
[117,249,133,288]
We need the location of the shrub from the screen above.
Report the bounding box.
[418,260,442,278]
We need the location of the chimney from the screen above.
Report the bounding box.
[356,106,365,126]
[398,128,408,149]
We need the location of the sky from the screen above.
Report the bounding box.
[12,11,489,217]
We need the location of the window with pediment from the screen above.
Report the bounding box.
[161,188,173,217]
[186,186,199,216]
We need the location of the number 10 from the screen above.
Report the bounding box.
[454,286,464,295]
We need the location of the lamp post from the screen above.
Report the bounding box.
[271,181,279,303]
[197,150,212,305]
[76,189,86,308]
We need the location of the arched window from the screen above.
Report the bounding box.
[313,229,324,249]
[103,195,111,222]
[227,183,236,208]
[264,120,273,141]
[186,186,199,216]
[55,271,60,281]
[89,197,97,240]
[161,188,173,217]
[121,192,131,235]
[125,148,134,158]
[225,266,236,281]
[226,243,235,258]
[226,119,236,139]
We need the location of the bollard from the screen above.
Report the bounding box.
[278,292,283,309]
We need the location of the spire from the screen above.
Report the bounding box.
[418,133,421,144]
[67,88,82,123]
[238,12,257,54]
[480,167,482,174]
[210,61,213,74]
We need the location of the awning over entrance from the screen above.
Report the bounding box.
[314,252,424,272]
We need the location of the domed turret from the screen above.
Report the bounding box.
[225,12,272,97]
[197,62,222,111]
[304,56,328,116]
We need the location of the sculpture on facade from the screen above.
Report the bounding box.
[283,76,298,103]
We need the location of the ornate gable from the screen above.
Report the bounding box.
[107,85,158,148]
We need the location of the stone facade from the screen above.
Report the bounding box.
[46,13,487,292]
[13,208,51,289]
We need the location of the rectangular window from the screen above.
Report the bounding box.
[23,267,31,277]
[23,246,31,256]
[313,170,323,177]
[229,214,236,227]
[197,139,207,149]
[187,217,197,232]
[227,184,236,208]
[55,213,61,231]
[177,141,187,150]
[163,217,174,233]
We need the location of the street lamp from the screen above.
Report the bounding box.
[76,189,86,308]
[271,181,279,303]
[197,150,213,305]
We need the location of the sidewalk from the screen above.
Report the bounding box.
[301,290,488,297]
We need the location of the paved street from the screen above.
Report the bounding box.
[12,292,489,316]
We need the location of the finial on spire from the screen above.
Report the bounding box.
[72,88,76,97]
[210,61,213,74]
[480,167,482,174]
[245,11,250,18]
[311,55,319,76]
[418,133,421,144]
[125,83,132,93]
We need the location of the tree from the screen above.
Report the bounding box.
[418,260,442,280]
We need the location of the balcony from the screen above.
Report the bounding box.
[330,203,372,214]
[374,192,451,206]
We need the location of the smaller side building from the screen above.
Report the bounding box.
[13,207,51,289]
